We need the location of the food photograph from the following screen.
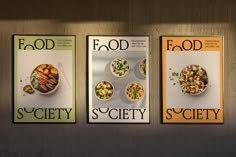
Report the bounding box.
[31,64,60,94]
[92,51,147,109]
[110,58,130,77]
[179,64,208,95]
[125,82,145,102]
[95,80,114,101]
[17,50,73,108]
[139,58,146,77]
[165,51,220,109]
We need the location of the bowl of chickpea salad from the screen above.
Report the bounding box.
[94,81,114,100]
[179,65,208,95]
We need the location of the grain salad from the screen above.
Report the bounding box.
[179,65,208,95]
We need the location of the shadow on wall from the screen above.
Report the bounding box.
[0,0,235,23]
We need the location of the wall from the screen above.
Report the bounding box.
[0,0,236,156]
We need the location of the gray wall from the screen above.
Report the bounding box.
[0,0,236,156]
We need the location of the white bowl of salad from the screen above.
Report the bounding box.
[179,65,208,95]
[110,58,129,77]
[125,82,145,101]
[30,64,60,95]
[94,81,114,101]
[139,58,146,77]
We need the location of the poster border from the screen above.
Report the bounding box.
[160,35,224,124]
[12,34,77,124]
[87,35,150,124]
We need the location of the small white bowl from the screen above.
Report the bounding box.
[110,58,129,77]
[179,64,208,96]
[139,58,146,77]
[30,64,60,95]
[94,80,114,101]
[125,82,145,101]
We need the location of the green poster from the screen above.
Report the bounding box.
[13,35,76,123]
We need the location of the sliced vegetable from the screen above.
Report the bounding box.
[23,85,35,94]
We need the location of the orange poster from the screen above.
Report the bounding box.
[161,36,223,123]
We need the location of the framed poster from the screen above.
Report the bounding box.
[88,36,149,123]
[161,36,223,123]
[13,35,76,123]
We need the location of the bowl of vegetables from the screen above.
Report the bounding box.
[125,82,144,101]
[179,64,208,95]
[95,81,114,101]
[30,64,59,95]
[110,58,129,77]
[139,58,146,77]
